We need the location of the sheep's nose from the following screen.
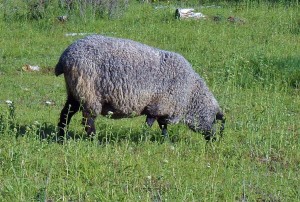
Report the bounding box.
[204,133,216,142]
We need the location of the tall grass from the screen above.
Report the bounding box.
[2,0,130,21]
[0,0,299,201]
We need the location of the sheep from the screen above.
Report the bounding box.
[55,34,225,141]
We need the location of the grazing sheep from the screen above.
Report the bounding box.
[55,35,225,140]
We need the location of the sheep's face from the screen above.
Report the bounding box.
[201,114,225,141]
[185,116,223,141]
[202,127,217,141]
[193,125,216,141]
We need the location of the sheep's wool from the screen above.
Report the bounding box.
[56,35,223,134]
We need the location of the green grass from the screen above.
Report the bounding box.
[0,1,300,201]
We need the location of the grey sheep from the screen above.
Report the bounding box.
[55,35,225,140]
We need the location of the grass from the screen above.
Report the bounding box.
[0,1,300,201]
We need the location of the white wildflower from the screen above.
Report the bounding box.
[45,101,53,105]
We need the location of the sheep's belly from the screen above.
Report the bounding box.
[100,102,141,119]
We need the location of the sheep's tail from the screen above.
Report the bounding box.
[216,111,225,137]
[55,61,64,76]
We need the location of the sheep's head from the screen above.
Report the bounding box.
[184,111,225,141]
[203,112,225,141]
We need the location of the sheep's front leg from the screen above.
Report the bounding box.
[82,109,96,137]
[58,95,80,138]
[157,117,168,138]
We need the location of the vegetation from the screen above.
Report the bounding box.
[0,0,299,201]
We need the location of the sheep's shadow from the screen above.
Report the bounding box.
[14,122,181,144]
[15,122,57,141]
[94,125,182,144]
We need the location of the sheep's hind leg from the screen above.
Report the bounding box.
[82,109,96,137]
[57,95,80,139]
[146,115,156,127]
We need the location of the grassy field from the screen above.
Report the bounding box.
[0,1,299,201]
